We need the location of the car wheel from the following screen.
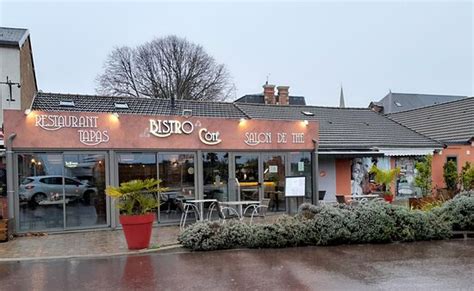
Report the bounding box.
[31,193,47,206]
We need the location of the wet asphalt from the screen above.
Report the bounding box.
[0,239,472,291]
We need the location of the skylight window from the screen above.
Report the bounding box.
[59,100,75,107]
[114,102,129,109]
[301,111,314,116]
[395,102,402,107]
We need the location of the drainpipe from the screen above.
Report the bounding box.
[312,139,319,205]
[6,133,16,224]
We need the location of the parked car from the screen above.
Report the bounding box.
[19,175,98,206]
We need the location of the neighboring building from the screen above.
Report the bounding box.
[0,27,38,218]
[369,92,467,114]
[234,84,306,105]
[388,97,474,190]
[0,27,38,126]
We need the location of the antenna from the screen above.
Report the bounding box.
[265,73,271,85]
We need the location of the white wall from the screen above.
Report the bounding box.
[318,157,336,202]
[0,46,21,125]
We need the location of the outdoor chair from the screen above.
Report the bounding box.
[208,201,240,223]
[177,199,200,230]
[243,198,270,224]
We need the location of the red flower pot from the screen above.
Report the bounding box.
[383,195,394,203]
[119,213,155,250]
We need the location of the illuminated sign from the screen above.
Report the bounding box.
[149,119,222,146]
[35,114,109,146]
[244,132,305,146]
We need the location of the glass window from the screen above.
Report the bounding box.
[118,153,157,183]
[203,152,229,201]
[263,155,286,212]
[158,153,195,200]
[235,154,260,201]
[63,154,107,228]
[17,153,64,231]
[289,152,312,201]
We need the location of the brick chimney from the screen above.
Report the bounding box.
[277,86,289,105]
[263,84,276,104]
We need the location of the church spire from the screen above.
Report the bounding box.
[339,85,346,108]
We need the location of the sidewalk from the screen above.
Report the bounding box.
[0,225,181,262]
[0,214,285,262]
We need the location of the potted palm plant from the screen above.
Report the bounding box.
[369,165,400,203]
[105,178,165,250]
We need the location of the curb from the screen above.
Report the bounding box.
[0,243,183,263]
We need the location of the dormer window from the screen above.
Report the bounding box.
[59,100,75,107]
[114,102,129,109]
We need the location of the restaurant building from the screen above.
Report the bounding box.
[4,92,319,232]
[3,89,444,233]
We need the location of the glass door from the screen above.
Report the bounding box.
[234,154,260,201]
[63,153,107,228]
[263,154,286,212]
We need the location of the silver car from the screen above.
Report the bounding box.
[19,175,98,205]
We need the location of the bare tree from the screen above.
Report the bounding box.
[97,36,234,101]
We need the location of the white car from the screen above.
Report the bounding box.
[19,175,98,205]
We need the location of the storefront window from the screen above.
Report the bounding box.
[289,152,312,201]
[263,155,286,212]
[63,154,107,228]
[158,153,195,201]
[203,152,229,201]
[235,154,259,201]
[17,153,64,231]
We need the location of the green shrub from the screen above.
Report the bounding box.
[443,161,458,191]
[179,199,465,251]
[433,193,474,231]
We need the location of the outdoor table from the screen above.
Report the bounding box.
[186,199,218,221]
[220,200,260,219]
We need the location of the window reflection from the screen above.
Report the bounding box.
[158,154,195,199]
[203,152,229,201]
[235,154,259,201]
[18,153,64,231]
[290,152,312,201]
[64,154,107,228]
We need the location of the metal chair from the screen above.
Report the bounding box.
[208,201,240,222]
[243,198,270,224]
[177,199,200,230]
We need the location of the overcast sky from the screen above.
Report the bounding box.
[1,1,472,107]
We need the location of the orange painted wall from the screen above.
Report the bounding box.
[432,144,474,189]
[335,159,352,195]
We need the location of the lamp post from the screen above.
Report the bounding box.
[0,76,21,102]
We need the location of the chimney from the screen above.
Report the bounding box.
[263,84,276,104]
[277,86,289,105]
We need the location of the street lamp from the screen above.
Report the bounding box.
[0,76,21,102]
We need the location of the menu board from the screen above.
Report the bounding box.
[285,176,306,197]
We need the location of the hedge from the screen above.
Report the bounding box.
[178,197,473,251]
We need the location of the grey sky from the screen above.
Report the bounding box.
[1,1,472,107]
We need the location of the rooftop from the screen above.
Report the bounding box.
[387,97,474,144]
[370,92,468,114]
[31,92,441,150]
[0,27,29,47]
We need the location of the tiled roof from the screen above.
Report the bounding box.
[370,92,468,114]
[236,103,441,150]
[0,27,29,47]
[387,97,474,144]
[31,92,441,150]
[234,94,306,105]
[32,92,247,119]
